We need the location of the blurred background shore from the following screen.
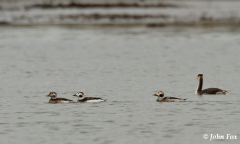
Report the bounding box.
[0,0,240,26]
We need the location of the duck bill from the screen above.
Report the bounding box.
[73,94,77,97]
[46,95,51,97]
[153,94,157,96]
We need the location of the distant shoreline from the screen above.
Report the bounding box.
[1,0,240,26]
[1,22,239,27]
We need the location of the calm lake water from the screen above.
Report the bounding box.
[0,25,240,144]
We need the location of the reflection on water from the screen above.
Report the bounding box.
[0,25,240,144]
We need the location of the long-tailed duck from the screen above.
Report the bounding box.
[196,74,228,95]
[153,91,186,102]
[47,92,73,103]
[73,92,106,102]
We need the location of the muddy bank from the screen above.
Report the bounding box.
[25,2,178,9]
[0,0,240,25]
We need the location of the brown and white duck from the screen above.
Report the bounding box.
[153,91,186,102]
[73,92,106,102]
[47,92,73,103]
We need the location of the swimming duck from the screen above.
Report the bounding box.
[73,92,106,102]
[47,92,73,103]
[153,91,186,102]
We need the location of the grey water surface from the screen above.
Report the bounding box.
[0,25,240,144]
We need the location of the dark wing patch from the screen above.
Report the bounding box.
[84,97,102,100]
[78,97,102,102]
[163,97,168,100]
[200,88,222,94]
[166,96,181,99]
[58,98,73,101]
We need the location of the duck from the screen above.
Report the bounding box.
[195,74,228,95]
[153,91,186,102]
[47,92,73,103]
[73,92,106,102]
